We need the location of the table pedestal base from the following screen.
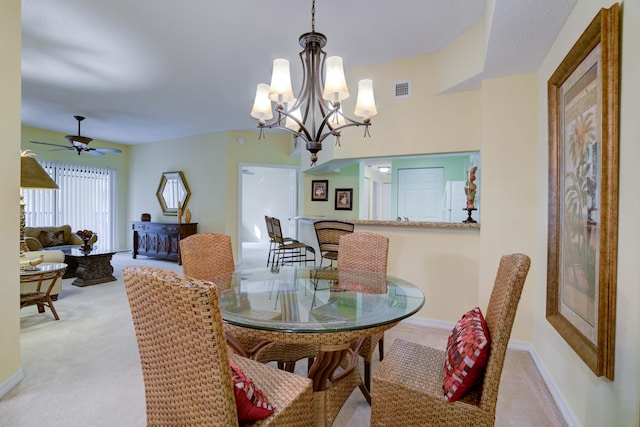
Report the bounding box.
[67,253,116,287]
[310,341,364,427]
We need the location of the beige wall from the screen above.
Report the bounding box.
[128,129,298,260]
[20,126,130,250]
[128,132,228,241]
[0,0,21,391]
[355,225,481,322]
[333,54,482,160]
[534,1,640,425]
[303,51,537,336]
[478,73,539,341]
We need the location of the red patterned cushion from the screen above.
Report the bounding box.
[230,361,275,422]
[443,307,490,402]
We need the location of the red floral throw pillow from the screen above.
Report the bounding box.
[443,307,490,402]
[230,361,275,422]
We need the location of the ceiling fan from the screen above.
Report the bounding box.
[30,115,122,156]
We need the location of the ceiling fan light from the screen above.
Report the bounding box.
[323,56,349,103]
[66,135,92,148]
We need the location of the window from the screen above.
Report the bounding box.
[23,160,117,249]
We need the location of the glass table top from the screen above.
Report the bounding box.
[213,267,425,334]
[19,262,67,276]
[60,246,116,257]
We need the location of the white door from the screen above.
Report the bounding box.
[382,182,391,220]
[397,167,444,221]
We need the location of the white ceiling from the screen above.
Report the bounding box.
[21,0,576,146]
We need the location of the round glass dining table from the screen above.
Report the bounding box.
[212,266,425,425]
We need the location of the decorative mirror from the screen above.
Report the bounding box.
[156,171,191,216]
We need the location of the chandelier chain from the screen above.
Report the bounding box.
[311,0,315,32]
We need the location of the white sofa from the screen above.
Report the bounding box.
[20,250,66,298]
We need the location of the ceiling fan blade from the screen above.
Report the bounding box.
[94,147,122,153]
[85,149,105,156]
[30,141,73,149]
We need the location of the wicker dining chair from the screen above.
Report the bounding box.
[180,233,318,371]
[371,253,531,426]
[336,231,389,393]
[123,265,313,426]
[313,220,355,268]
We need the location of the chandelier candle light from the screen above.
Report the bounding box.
[250,0,378,165]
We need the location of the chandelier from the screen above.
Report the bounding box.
[250,0,378,165]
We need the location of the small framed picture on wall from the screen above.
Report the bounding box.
[335,188,353,210]
[311,180,329,201]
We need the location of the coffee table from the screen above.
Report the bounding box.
[62,247,117,287]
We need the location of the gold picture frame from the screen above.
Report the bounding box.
[547,3,619,380]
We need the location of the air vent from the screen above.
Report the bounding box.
[394,80,410,98]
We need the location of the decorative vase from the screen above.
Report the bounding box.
[177,204,183,224]
[185,208,192,223]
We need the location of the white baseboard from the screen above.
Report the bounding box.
[518,341,580,427]
[0,367,23,399]
[399,318,579,427]
[400,316,454,331]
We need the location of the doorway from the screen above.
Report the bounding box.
[238,164,300,265]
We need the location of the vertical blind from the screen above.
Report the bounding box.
[23,160,117,249]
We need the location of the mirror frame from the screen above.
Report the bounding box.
[156,171,191,216]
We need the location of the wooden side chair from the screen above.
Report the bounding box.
[123,265,313,426]
[313,220,355,268]
[337,231,389,394]
[371,253,531,426]
[180,233,318,372]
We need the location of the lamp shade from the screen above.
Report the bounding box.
[268,59,295,103]
[323,56,350,103]
[20,156,58,189]
[285,99,302,131]
[354,79,378,119]
[251,83,274,121]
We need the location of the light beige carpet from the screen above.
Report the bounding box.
[2,249,567,426]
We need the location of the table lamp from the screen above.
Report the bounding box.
[20,151,58,252]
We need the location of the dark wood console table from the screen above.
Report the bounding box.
[131,221,197,265]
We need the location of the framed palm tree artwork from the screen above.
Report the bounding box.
[546,3,619,380]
